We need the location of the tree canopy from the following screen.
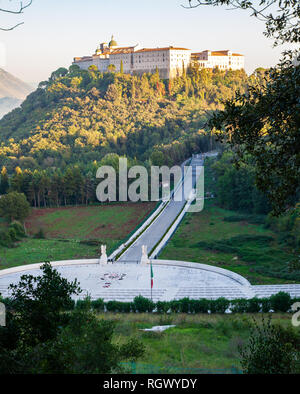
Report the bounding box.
[186,0,300,214]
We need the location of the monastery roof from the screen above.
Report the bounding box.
[192,50,243,57]
[74,56,93,62]
[109,46,136,55]
[135,46,190,53]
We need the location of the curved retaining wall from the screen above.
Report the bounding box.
[0,258,251,289]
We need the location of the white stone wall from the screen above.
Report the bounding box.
[194,50,244,71]
[93,57,109,72]
[109,52,133,73]
[169,49,191,78]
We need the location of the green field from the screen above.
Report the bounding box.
[0,202,155,270]
[160,200,297,285]
[101,312,291,371]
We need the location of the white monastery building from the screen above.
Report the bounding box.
[191,50,245,71]
[73,36,244,78]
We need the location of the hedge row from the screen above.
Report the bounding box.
[74,292,300,314]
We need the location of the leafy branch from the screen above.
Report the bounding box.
[0,0,33,31]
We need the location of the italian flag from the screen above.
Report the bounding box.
[150,262,154,289]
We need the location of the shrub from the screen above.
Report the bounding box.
[0,230,13,247]
[76,297,91,310]
[246,298,261,313]
[8,227,17,242]
[270,292,292,313]
[178,297,190,313]
[189,299,210,314]
[231,298,248,313]
[133,296,154,313]
[260,298,272,313]
[91,298,104,312]
[210,298,230,314]
[156,301,170,314]
[106,301,123,312]
[119,302,133,313]
[240,316,300,374]
[169,300,181,313]
[9,221,25,238]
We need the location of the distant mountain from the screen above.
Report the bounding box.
[0,97,22,119]
[0,68,32,100]
[0,68,33,118]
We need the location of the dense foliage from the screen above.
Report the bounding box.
[187,1,300,214]
[0,263,144,373]
[206,152,270,215]
[0,65,248,173]
[45,292,299,314]
[211,59,300,214]
[240,315,300,374]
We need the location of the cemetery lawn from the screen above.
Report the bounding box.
[102,312,291,371]
[160,200,297,285]
[0,202,155,270]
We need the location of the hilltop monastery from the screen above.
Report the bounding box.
[73,35,245,79]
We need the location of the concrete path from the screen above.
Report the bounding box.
[118,154,204,262]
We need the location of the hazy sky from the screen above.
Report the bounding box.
[0,0,287,84]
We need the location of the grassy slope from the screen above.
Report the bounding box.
[25,203,155,240]
[0,202,155,270]
[160,200,296,285]
[103,312,291,371]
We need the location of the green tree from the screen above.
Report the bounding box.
[0,166,9,194]
[120,59,124,74]
[187,0,300,214]
[240,316,300,374]
[0,191,30,222]
[0,263,144,374]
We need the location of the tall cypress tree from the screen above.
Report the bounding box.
[120,60,124,74]
[0,166,9,194]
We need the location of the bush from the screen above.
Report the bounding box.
[91,298,104,312]
[106,301,123,312]
[133,296,155,313]
[169,300,181,313]
[270,292,292,313]
[178,297,190,313]
[261,298,272,313]
[8,227,17,242]
[240,316,300,374]
[156,301,170,314]
[231,298,249,313]
[9,221,25,238]
[246,298,261,313]
[210,298,230,314]
[0,230,14,247]
[76,297,91,310]
[189,299,210,314]
[119,302,133,313]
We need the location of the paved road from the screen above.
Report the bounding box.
[118,154,204,262]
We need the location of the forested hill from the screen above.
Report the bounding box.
[0,64,250,172]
